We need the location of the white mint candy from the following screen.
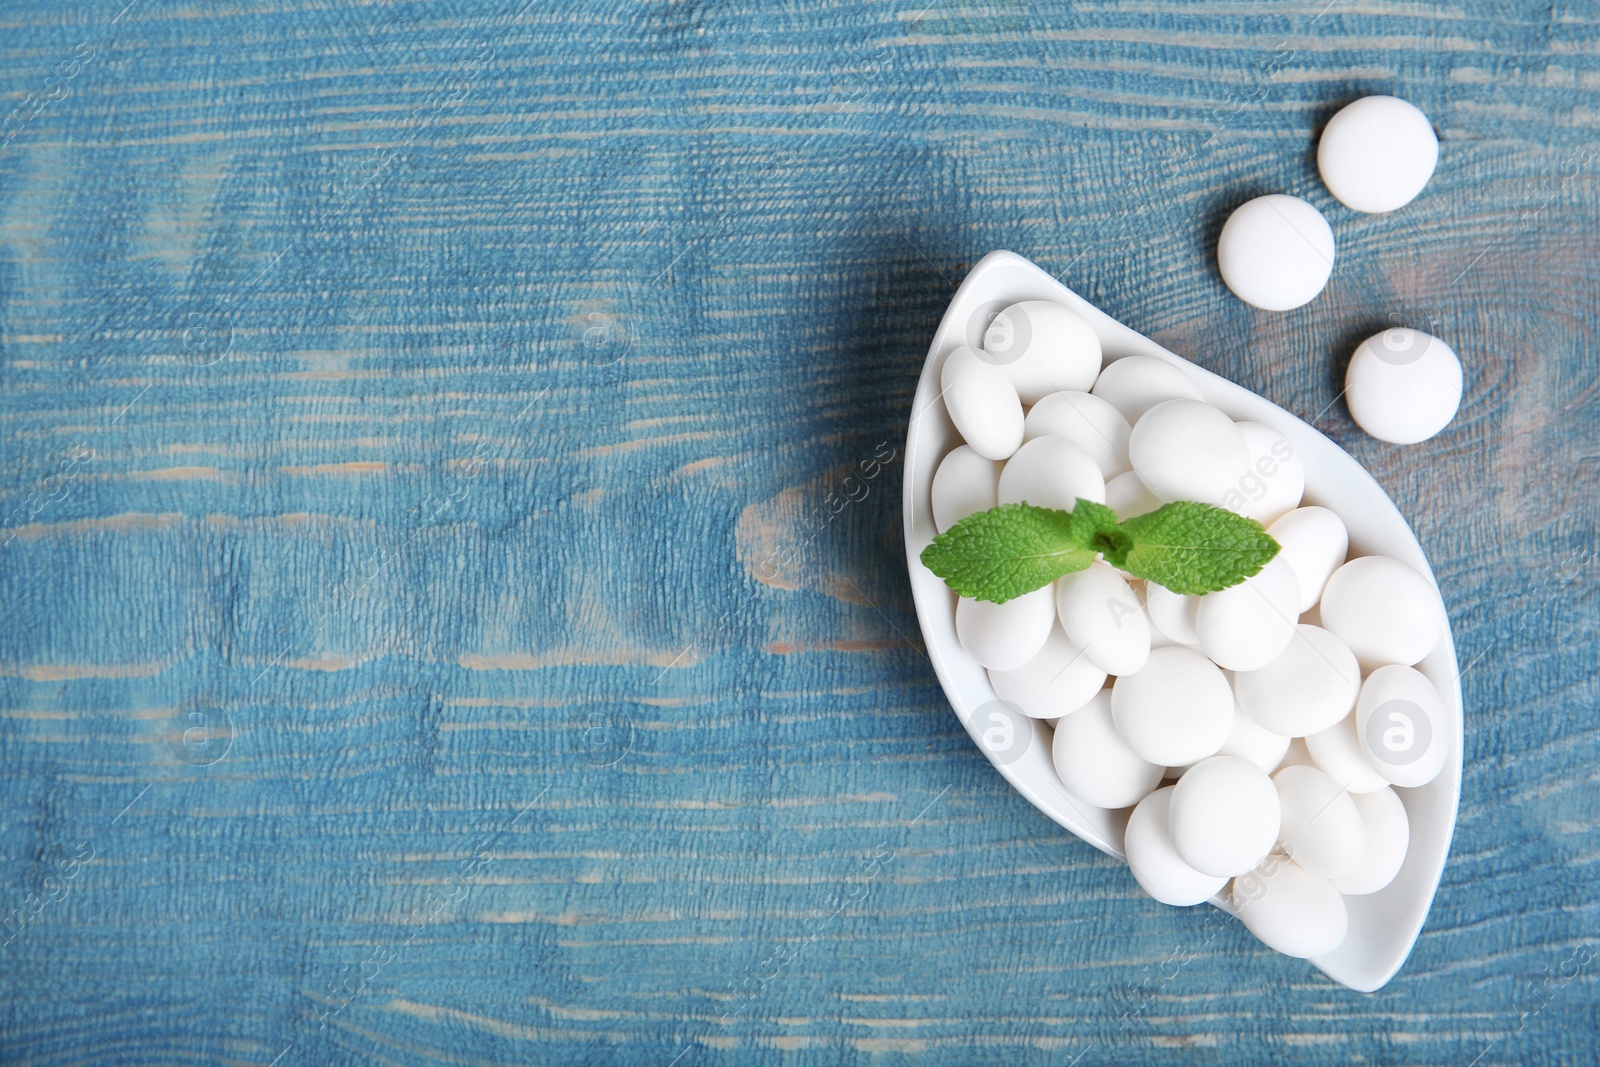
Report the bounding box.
[997,434,1106,510]
[1268,507,1350,613]
[1273,765,1367,881]
[1318,96,1438,213]
[981,300,1102,404]
[1111,647,1233,767]
[1129,399,1249,505]
[1105,470,1163,520]
[1319,555,1444,668]
[941,345,1024,461]
[1217,194,1336,311]
[1194,556,1300,672]
[1023,391,1132,477]
[1346,328,1463,444]
[1215,705,1291,775]
[1223,422,1304,526]
[1233,624,1361,737]
[1335,787,1411,895]
[1124,786,1228,906]
[1052,691,1164,809]
[1144,582,1201,646]
[931,445,1000,533]
[1128,399,1248,506]
[1090,355,1203,423]
[1145,585,1196,652]
[1356,664,1448,788]
[1232,857,1348,959]
[1168,755,1281,878]
[988,623,1107,720]
[1056,562,1151,675]
[955,586,1055,671]
[1305,711,1390,794]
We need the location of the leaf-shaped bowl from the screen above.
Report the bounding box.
[902,249,1462,992]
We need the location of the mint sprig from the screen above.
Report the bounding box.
[916,503,1096,603]
[921,498,1278,603]
[1117,501,1280,595]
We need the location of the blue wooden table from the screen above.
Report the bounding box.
[2,2,1597,1063]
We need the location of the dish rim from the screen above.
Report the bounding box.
[901,249,1464,992]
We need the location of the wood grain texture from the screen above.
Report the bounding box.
[1,0,1597,1064]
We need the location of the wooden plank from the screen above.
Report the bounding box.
[1,0,1596,1063]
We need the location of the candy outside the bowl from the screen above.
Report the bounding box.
[1318,95,1439,214]
[1216,194,1336,311]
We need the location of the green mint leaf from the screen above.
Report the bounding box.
[1067,498,1134,566]
[1119,501,1280,595]
[919,503,1096,603]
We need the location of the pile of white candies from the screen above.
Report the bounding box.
[933,298,1451,961]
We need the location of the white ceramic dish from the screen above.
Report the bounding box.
[902,249,1462,992]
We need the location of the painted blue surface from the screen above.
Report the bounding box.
[1,1,1597,1063]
